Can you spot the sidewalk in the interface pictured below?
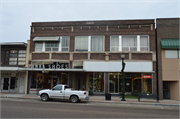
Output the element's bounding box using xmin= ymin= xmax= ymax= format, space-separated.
xmin=1 ymin=92 xmax=179 ymax=106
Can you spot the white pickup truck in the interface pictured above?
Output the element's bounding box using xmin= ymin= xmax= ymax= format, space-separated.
xmin=38 ymin=84 xmax=89 ymax=103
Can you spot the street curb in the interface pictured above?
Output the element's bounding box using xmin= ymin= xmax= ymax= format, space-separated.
xmin=1 ymin=96 xmax=179 ymax=107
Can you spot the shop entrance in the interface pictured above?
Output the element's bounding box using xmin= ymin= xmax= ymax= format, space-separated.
xmin=1 ymin=77 xmax=16 ymax=92
xmin=125 ymin=79 xmax=132 ymax=92
xmin=163 ymin=81 xmax=170 ymax=99
xmin=51 ymin=77 xmax=59 ymax=88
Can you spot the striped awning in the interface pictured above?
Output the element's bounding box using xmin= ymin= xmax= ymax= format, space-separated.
xmin=161 ymin=39 xmax=179 ymax=49
xmin=33 ymin=36 xmax=60 ymax=41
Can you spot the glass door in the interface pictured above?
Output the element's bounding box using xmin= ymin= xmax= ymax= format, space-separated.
xmin=2 ymin=78 xmax=10 ymax=92
xmin=51 ymin=78 xmax=58 ymax=88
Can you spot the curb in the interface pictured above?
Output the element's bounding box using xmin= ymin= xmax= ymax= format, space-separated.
xmin=1 ymin=96 xmax=179 ymax=107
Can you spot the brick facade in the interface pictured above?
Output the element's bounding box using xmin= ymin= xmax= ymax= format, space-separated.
xmin=90 ymin=53 xmax=105 ymax=60
xmin=52 ymin=53 xmax=69 ymax=60
xmin=132 ymin=53 xmax=152 ymax=60
xmin=73 ymin=53 xmax=88 ymax=60
xmin=109 ymin=53 xmax=129 ymax=60
xmin=32 ymin=53 xmax=49 ymax=60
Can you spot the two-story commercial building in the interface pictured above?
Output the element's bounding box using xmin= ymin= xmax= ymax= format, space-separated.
xmin=0 ymin=42 xmax=28 ymax=93
xmin=25 ymin=19 xmax=157 ymax=95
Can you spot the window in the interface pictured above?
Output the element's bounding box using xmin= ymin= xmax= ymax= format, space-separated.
xmin=75 ymin=36 xmax=88 ymax=51
xmin=91 ymin=36 xmax=104 ymax=51
xmin=110 ymin=36 xmax=119 ymax=51
xmin=75 ymin=36 xmax=104 ymax=52
xmin=165 ymin=50 xmax=179 ymax=58
xmin=122 ymin=36 xmax=137 ymax=51
xmin=110 ymin=35 xmax=149 ymax=52
xmin=35 ymin=42 xmax=43 ymax=52
xmin=140 ymin=36 xmax=149 ymax=51
xmin=9 ymin=50 xmax=17 ymax=65
xmin=45 ymin=42 xmax=59 ymax=51
xmin=61 ymin=36 xmax=69 ymax=51
xmin=18 ymin=50 xmax=26 ymax=65
xmin=53 ymin=85 xmax=62 ymax=90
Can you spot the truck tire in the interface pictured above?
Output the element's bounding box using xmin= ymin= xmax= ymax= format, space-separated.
xmin=41 ymin=94 xmax=49 ymax=101
xmin=70 ymin=95 xmax=79 ymax=103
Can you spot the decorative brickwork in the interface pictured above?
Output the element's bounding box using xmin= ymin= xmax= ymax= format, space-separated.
xmin=52 ymin=53 xmax=69 ymax=60
xmin=73 ymin=53 xmax=88 ymax=60
xmin=109 ymin=53 xmax=129 ymax=60
xmin=105 ymin=35 xmax=110 ymax=51
xmin=90 ymin=53 xmax=105 ymax=60
xmin=32 ymin=53 xmax=49 ymax=60
xmin=132 ymin=53 xmax=152 ymax=60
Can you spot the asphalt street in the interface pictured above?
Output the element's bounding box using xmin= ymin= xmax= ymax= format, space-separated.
xmin=1 ymin=98 xmax=179 ymax=118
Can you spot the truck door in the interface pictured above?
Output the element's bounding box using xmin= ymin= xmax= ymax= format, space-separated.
xmin=49 ymin=85 xmax=63 ymax=99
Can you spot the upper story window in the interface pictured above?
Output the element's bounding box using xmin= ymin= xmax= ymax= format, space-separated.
xmin=75 ymin=36 xmax=88 ymax=51
xmin=35 ymin=42 xmax=43 ymax=52
xmin=91 ymin=36 xmax=104 ymax=51
xmin=165 ymin=50 xmax=180 ymax=58
xmin=34 ymin=36 xmax=69 ymax=52
xmin=122 ymin=36 xmax=137 ymax=51
xmin=61 ymin=36 xmax=70 ymax=51
xmin=45 ymin=42 xmax=59 ymax=51
xmin=5 ymin=50 xmax=26 ymax=65
xmin=110 ymin=35 xmax=149 ymax=52
xmin=75 ymin=36 xmax=104 ymax=52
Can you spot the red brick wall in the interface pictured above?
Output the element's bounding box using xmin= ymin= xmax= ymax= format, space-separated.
xmin=52 ymin=53 xmax=69 ymax=60
xmin=90 ymin=53 xmax=105 ymax=60
xmin=73 ymin=53 xmax=88 ymax=60
xmin=109 ymin=53 xmax=129 ymax=60
xmin=132 ymin=53 xmax=152 ymax=60
xmin=32 ymin=53 xmax=49 ymax=60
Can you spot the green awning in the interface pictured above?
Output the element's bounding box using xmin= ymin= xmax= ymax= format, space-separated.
xmin=161 ymin=39 xmax=179 ymax=49
xmin=33 ymin=36 xmax=60 ymax=42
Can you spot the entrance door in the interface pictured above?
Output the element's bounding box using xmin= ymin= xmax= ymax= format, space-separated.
xmin=19 ymin=78 xmax=24 ymax=93
xmin=51 ymin=78 xmax=58 ymax=88
xmin=125 ymin=79 xmax=132 ymax=92
xmin=2 ymin=78 xmax=10 ymax=92
xmin=163 ymin=81 xmax=170 ymax=99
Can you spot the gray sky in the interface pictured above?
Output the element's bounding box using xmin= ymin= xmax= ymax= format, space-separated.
xmin=0 ymin=0 xmax=179 ymax=43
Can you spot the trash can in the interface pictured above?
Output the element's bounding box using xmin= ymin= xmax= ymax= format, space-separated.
xmin=105 ymin=93 xmax=111 ymax=100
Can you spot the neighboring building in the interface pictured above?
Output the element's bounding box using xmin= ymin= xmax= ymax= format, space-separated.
xmin=26 ymin=19 xmax=156 ymax=95
xmin=0 ymin=42 xmax=28 ymax=93
xmin=156 ymin=18 xmax=180 ymax=100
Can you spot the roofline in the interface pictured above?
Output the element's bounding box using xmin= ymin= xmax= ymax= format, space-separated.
xmin=156 ymin=18 xmax=180 ymax=20
xmin=0 ymin=42 xmax=27 ymax=46
xmin=31 ymin=19 xmax=155 ymax=24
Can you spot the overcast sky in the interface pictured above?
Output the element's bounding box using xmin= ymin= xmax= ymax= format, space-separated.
xmin=0 ymin=0 xmax=179 ymax=43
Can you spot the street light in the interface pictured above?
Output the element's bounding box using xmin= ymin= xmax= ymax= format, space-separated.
xmin=121 ymin=53 xmax=126 ymax=101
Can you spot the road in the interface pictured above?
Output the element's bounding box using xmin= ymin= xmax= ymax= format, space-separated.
xmin=1 ymin=98 xmax=179 ymax=118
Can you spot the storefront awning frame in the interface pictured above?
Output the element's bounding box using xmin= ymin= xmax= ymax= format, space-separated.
xmin=161 ymin=39 xmax=179 ymax=49
xmin=33 ymin=36 xmax=60 ymax=41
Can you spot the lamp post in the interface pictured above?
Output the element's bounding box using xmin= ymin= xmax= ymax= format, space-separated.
xmin=121 ymin=53 xmax=126 ymax=101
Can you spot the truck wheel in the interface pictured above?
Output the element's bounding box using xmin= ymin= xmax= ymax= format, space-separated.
xmin=41 ymin=94 xmax=49 ymax=101
xmin=71 ymin=95 xmax=79 ymax=103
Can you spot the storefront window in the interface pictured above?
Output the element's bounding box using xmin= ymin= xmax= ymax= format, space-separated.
xmin=142 ymin=73 xmax=152 ymax=94
xmin=30 ymin=72 xmax=68 ymax=89
xmin=132 ymin=73 xmax=142 ymax=94
xmin=88 ymin=72 xmax=104 ymax=93
xmin=109 ymin=73 xmax=122 ymax=93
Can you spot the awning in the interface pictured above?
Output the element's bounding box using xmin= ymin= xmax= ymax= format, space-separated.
xmin=161 ymin=39 xmax=179 ymax=49
xmin=33 ymin=36 xmax=60 ymax=41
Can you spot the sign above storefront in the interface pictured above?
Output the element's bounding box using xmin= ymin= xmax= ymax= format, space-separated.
xmin=142 ymin=75 xmax=152 ymax=78
xmin=29 ymin=62 xmax=69 ymax=69
xmin=1 ymin=72 xmax=16 ymax=77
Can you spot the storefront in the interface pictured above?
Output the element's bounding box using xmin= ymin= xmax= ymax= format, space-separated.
xmin=0 ymin=67 xmax=27 ymax=93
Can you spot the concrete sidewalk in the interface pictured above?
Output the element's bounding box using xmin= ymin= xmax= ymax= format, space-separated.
xmin=1 ymin=92 xmax=179 ymax=106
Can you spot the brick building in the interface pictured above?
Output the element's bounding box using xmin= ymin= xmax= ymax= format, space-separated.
xmin=156 ymin=18 xmax=180 ymax=100
xmin=26 ymin=19 xmax=157 ymax=95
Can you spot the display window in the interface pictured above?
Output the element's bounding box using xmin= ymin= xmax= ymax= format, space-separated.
xmin=30 ymin=72 xmax=68 ymax=89
xmin=109 ymin=73 xmax=122 ymax=93
xmin=88 ymin=72 xmax=104 ymax=93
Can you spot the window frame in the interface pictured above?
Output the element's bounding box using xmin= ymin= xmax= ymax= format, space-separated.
xmin=165 ymin=50 xmax=179 ymax=58
xmin=61 ymin=36 xmax=70 ymax=52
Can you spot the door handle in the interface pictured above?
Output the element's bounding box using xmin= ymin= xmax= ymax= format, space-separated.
xmin=60 ymin=91 xmax=62 ymax=93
